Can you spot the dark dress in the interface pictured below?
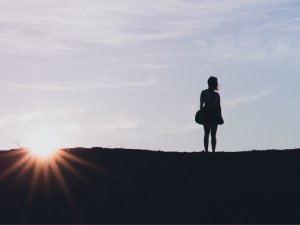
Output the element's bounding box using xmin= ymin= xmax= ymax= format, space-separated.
xmin=200 ymin=89 xmax=223 ymax=125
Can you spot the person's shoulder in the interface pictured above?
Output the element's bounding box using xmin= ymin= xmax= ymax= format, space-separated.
xmin=214 ymin=91 xmax=220 ymax=98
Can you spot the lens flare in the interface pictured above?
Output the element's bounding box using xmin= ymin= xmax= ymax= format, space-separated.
xmin=25 ymin=129 xmax=63 ymax=159
xmin=0 ymin=139 xmax=107 ymax=218
xmin=29 ymin=145 xmax=59 ymax=159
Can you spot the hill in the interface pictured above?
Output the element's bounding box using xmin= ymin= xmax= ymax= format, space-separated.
xmin=0 ymin=147 xmax=300 ymax=224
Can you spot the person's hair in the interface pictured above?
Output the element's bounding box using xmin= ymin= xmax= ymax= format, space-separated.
xmin=207 ymin=76 xmax=218 ymax=90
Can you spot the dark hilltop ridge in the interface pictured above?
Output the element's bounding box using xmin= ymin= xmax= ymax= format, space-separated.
xmin=1 ymin=147 xmax=300 ymax=224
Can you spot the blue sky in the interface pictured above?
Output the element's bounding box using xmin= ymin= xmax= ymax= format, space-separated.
xmin=0 ymin=0 xmax=300 ymax=152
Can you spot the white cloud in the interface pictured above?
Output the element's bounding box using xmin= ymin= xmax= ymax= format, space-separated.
xmin=47 ymin=107 xmax=86 ymax=115
xmin=5 ymin=76 xmax=161 ymax=91
xmin=289 ymin=100 xmax=298 ymax=105
xmin=8 ymin=83 xmax=86 ymax=91
xmin=0 ymin=111 xmax=43 ymax=126
xmin=142 ymin=63 xmax=170 ymax=70
xmin=60 ymin=124 xmax=82 ymax=133
xmin=88 ymin=115 xmax=140 ymax=130
xmin=157 ymin=121 xmax=197 ymax=134
xmin=224 ymin=89 xmax=275 ymax=107
xmin=0 ymin=0 xmax=285 ymax=56
xmin=0 ymin=107 xmax=85 ymax=127
xmin=153 ymin=105 xmax=199 ymax=134
xmin=93 ymin=76 xmax=160 ymax=89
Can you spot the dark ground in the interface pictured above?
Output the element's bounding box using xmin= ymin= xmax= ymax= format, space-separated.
xmin=0 ymin=147 xmax=300 ymax=224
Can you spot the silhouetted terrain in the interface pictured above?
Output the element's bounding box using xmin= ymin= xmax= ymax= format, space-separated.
xmin=1 ymin=147 xmax=300 ymax=224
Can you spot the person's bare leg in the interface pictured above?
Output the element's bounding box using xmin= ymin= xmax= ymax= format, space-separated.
xmin=203 ymin=124 xmax=210 ymax=152
xmin=211 ymin=124 xmax=218 ymax=153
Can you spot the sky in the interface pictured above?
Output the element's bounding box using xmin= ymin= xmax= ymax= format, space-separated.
xmin=0 ymin=0 xmax=300 ymax=152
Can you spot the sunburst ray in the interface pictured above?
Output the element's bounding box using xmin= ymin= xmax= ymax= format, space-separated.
xmin=0 ymin=153 xmax=31 ymax=180
xmin=48 ymin=158 xmax=78 ymax=208
xmin=26 ymin=159 xmax=43 ymax=207
xmin=54 ymin=153 xmax=95 ymax=189
xmin=1 ymin=148 xmax=109 ymax=219
xmin=12 ymin=157 xmax=36 ymax=185
xmin=59 ymin=150 xmax=108 ymax=175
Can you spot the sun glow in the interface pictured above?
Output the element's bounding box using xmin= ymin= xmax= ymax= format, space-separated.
xmin=29 ymin=145 xmax=59 ymax=159
xmin=0 ymin=138 xmax=106 ymax=217
xmin=26 ymin=129 xmax=63 ymax=159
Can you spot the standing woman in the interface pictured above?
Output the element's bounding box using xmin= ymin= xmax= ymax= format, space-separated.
xmin=200 ymin=76 xmax=224 ymax=153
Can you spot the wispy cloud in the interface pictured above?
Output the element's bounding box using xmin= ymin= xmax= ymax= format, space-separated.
xmin=153 ymin=106 xmax=199 ymax=134
xmin=0 ymin=107 xmax=85 ymax=127
xmin=142 ymin=63 xmax=170 ymax=70
xmin=288 ymin=100 xmax=298 ymax=105
xmin=224 ymin=89 xmax=275 ymax=107
xmin=0 ymin=111 xmax=43 ymax=127
xmin=199 ymin=32 xmax=300 ymax=64
xmin=60 ymin=124 xmax=82 ymax=133
xmin=88 ymin=115 xmax=140 ymax=130
xmin=5 ymin=76 xmax=160 ymax=91
xmin=157 ymin=121 xmax=197 ymax=134
xmin=293 ymin=116 xmax=300 ymax=121
xmin=93 ymin=76 xmax=160 ymax=89
xmin=0 ymin=0 xmax=286 ymax=56
xmin=9 ymin=83 xmax=86 ymax=91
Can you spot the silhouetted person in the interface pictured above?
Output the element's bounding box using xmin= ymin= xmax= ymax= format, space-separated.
xmin=200 ymin=76 xmax=224 ymax=153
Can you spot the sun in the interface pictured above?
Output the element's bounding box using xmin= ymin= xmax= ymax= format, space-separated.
xmin=29 ymin=144 xmax=60 ymax=159
xmin=25 ymin=129 xmax=63 ymax=159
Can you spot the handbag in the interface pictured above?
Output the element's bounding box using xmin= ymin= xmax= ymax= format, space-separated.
xmin=218 ymin=115 xmax=224 ymax=125
xmin=195 ymin=109 xmax=205 ymax=124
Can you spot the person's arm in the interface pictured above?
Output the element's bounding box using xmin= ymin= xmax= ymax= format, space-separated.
xmin=217 ymin=93 xmax=221 ymax=114
xmin=217 ymin=93 xmax=224 ymax=124
xmin=200 ymin=91 xmax=204 ymax=110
